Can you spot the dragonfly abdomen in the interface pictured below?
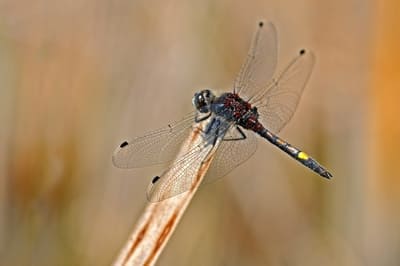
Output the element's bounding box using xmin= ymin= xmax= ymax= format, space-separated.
xmin=257 ymin=127 xmax=332 ymax=179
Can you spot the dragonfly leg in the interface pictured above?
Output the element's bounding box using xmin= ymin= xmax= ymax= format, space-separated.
xmin=223 ymin=127 xmax=247 ymax=141
xmin=195 ymin=112 xmax=211 ymax=123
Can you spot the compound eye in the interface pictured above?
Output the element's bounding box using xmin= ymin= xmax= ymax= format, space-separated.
xmin=204 ymin=90 xmax=210 ymax=98
xmin=198 ymin=95 xmax=204 ymax=104
xmin=195 ymin=95 xmax=205 ymax=108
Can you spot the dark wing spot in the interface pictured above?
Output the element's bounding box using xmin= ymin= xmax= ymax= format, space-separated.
xmin=299 ymin=49 xmax=306 ymax=55
xmin=152 ymin=176 xmax=160 ymax=184
xmin=120 ymin=141 xmax=129 ymax=148
xmin=258 ymin=21 xmax=264 ymax=27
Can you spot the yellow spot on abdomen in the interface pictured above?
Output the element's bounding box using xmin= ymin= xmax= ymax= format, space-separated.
xmin=298 ymin=152 xmax=309 ymax=160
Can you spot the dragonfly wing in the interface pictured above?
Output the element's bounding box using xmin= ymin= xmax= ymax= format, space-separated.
xmin=112 ymin=112 xmax=195 ymax=168
xmin=251 ymin=50 xmax=315 ymax=133
xmin=146 ymin=119 xmax=233 ymax=201
xmin=234 ymin=21 xmax=278 ymax=100
xmin=146 ymin=141 xmax=215 ymax=202
xmin=203 ymin=127 xmax=258 ymax=184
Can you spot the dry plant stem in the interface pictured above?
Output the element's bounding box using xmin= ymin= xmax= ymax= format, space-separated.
xmin=113 ymin=124 xmax=219 ymax=266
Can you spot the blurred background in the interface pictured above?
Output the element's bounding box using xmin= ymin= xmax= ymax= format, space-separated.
xmin=0 ymin=0 xmax=399 ymax=265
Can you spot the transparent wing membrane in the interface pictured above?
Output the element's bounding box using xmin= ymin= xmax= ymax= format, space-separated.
xmin=234 ymin=21 xmax=278 ymax=101
xmin=146 ymin=120 xmax=233 ymax=201
xmin=112 ymin=112 xmax=195 ymax=168
xmin=250 ymin=50 xmax=315 ymax=133
xmin=233 ymin=21 xmax=315 ymax=134
xmin=146 ymin=138 xmax=215 ymax=201
xmin=204 ymin=128 xmax=258 ymax=184
xmin=147 ymin=125 xmax=258 ymax=201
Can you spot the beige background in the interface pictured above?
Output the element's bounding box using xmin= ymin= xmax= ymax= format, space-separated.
xmin=0 ymin=0 xmax=398 ymax=265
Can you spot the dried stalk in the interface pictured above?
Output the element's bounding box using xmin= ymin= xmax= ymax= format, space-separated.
xmin=113 ymin=124 xmax=218 ymax=266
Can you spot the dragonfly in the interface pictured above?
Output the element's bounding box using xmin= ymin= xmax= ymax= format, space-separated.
xmin=112 ymin=21 xmax=333 ymax=202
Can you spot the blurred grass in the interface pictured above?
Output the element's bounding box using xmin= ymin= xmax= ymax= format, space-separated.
xmin=0 ymin=0 xmax=398 ymax=265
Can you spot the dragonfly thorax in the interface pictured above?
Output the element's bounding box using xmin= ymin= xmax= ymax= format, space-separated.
xmin=211 ymin=93 xmax=260 ymax=129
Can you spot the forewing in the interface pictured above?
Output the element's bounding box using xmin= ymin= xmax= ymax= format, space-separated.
xmin=251 ymin=50 xmax=315 ymax=133
xmin=146 ymin=120 xmax=233 ymax=202
xmin=146 ymin=140 xmax=215 ymax=202
xmin=234 ymin=21 xmax=278 ymax=100
xmin=112 ymin=112 xmax=195 ymax=168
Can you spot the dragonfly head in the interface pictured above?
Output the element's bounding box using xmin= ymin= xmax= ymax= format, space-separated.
xmin=192 ymin=89 xmax=215 ymax=113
